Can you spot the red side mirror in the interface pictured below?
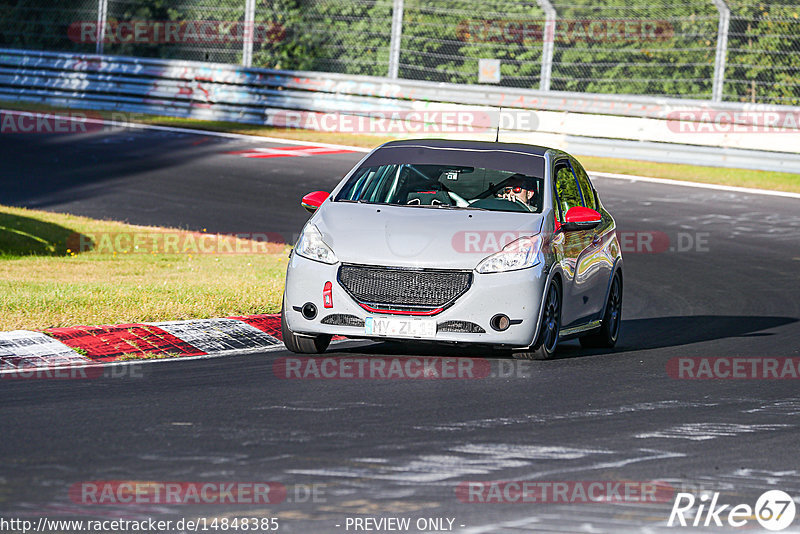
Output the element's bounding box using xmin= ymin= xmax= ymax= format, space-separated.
xmin=562 ymin=206 xmax=602 ymax=231
xmin=301 ymin=191 xmax=329 ymax=213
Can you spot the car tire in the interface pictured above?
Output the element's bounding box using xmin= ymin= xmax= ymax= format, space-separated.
xmin=580 ymin=272 xmax=622 ymax=349
xmin=280 ymin=298 xmax=332 ymax=354
xmin=513 ymin=279 xmax=561 ymax=360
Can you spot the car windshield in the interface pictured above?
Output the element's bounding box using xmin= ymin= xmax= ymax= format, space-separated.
xmin=335 ymin=163 xmax=544 ymax=213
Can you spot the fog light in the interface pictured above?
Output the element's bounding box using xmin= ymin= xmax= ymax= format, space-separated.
xmin=301 ymin=302 xmax=317 ymax=320
xmin=490 ymin=314 xmax=510 ymax=331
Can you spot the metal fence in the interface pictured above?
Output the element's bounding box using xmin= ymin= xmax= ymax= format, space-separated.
xmin=0 ymin=0 xmax=797 ymax=105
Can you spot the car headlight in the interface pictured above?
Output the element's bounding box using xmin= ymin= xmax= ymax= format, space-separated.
xmin=295 ymin=224 xmax=338 ymax=264
xmin=475 ymin=235 xmax=542 ymax=273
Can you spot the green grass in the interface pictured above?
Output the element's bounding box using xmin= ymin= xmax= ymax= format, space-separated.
xmin=0 ymin=205 xmax=289 ymax=331
xmin=116 ymin=352 xmax=183 ymax=361
xmin=579 ymin=155 xmax=800 ymax=194
xmin=2 ymin=99 xmax=799 ymax=193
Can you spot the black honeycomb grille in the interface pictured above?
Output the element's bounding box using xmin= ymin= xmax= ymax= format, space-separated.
xmin=338 ymin=264 xmax=472 ymax=308
xmin=321 ymin=314 xmax=365 ymax=327
xmin=437 ymin=321 xmax=485 ymax=333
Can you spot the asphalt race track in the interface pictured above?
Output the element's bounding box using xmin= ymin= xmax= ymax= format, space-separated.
xmin=2 ymin=126 xmax=800 ymax=533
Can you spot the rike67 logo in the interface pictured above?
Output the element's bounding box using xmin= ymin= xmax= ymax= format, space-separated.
xmin=668 ymin=490 xmax=796 ymax=530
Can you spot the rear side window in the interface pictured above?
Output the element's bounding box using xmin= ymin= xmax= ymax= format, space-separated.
xmin=570 ymin=158 xmax=597 ymax=211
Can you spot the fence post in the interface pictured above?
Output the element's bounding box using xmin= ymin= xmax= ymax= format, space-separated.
xmin=95 ymin=0 xmax=108 ymax=55
xmin=536 ymin=0 xmax=556 ymax=92
xmin=242 ymin=0 xmax=256 ymax=67
xmin=711 ymin=0 xmax=730 ymax=102
xmin=388 ymin=0 xmax=404 ymax=78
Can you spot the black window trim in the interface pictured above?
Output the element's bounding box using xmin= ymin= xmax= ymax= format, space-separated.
xmin=552 ymin=157 xmax=584 ymax=222
xmin=566 ymin=159 xmax=586 ymax=206
xmin=569 ymin=156 xmax=600 ymax=211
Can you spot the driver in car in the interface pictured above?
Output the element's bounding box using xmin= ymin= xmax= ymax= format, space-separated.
xmin=497 ymin=175 xmax=539 ymax=209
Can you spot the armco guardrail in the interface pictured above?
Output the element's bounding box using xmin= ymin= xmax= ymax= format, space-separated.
xmin=1 ymin=48 xmax=799 ymax=173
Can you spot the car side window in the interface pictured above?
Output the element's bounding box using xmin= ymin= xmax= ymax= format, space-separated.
xmin=570 ymin=158 xmax=597 ymax=211
xmin=553 ymin=160 xmax=582 ymax=218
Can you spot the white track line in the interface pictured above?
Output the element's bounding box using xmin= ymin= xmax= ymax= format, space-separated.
xmin=3 ymin=109 xmax=797 ymax=198
xmin=0 ymin=339 xmax=361 ymax=376
xmin=128 ymin=122 xmax=372 ymax=152
xmin=590 ymin=170 xmax=800 ymax=200
xmin=0 ymin=109 xmax=371 ymax=152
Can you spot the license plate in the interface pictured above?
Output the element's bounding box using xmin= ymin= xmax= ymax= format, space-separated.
xmin=364 ymin=316 xmax=436 ymax=338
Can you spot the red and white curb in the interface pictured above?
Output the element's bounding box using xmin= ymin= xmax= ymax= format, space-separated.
xmin=0 ymin=314 xmax=287 ymax=374
xmin=0 ymin=330 xmax=90 ymax=369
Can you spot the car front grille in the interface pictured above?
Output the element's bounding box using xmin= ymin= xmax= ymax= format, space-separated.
xmin=338 ymin=264 xmax=472 ymax=310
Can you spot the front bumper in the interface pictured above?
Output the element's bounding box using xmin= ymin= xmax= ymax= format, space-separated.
xmin=284 ymin=253 xmax=546 ymax=347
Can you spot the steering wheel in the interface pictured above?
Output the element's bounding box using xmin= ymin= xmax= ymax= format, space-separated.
xmin=406 ymin=190 xmax=455 ymax=206
xmin=447 ymin=191 xmax=469 ymax=207
xmin=507 ymin=196 xmax=532 ymax=210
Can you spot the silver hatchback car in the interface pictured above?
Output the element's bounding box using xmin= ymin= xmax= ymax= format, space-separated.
xmin=281 ymin=139 xmax=623 ymax=359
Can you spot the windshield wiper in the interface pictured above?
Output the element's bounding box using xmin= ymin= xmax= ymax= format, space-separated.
xmin=418 ymin=203 xmax=488 ymax=211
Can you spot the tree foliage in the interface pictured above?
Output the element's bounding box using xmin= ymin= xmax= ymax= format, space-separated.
xmin=1 ymin=0 xmax=796 ymax=104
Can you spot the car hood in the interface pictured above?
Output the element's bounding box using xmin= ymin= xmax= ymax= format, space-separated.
xmin=313 ymin=202 xmax=544 ymax=269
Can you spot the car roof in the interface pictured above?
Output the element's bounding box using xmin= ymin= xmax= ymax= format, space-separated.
xmin=379 ymin=138 xmax=555 ymax=157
